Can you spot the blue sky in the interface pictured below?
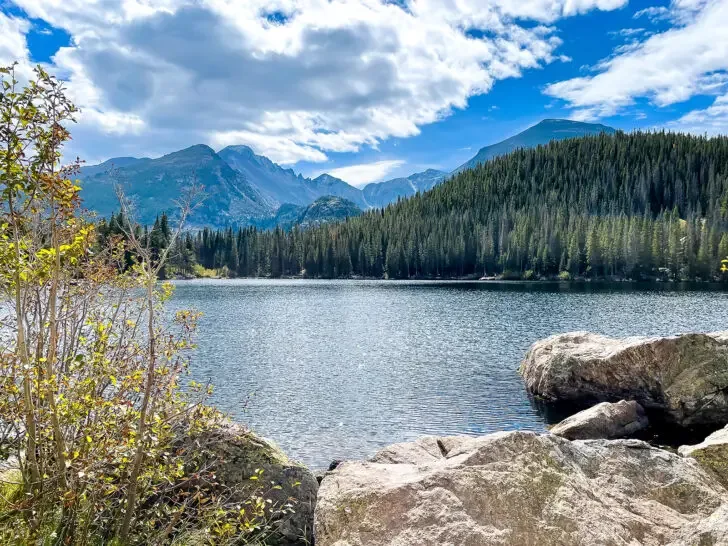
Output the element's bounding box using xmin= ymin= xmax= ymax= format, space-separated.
xmin=1 ymin=0 xmax=727 ymax=186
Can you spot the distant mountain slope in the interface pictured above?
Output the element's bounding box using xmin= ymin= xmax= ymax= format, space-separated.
xmin=218 ymin=146 xmax=370 ymax=209
xmin=359 ymin=119 xmax=615 ymax=205
xmin=362 ymin=169 xmax=447 ymax=208
xmin=308 ymin=174 xmax=369 ymax=209
xmin=454 ymin=119 xmax=615 ymax=173
xmin=298 ymin=196 xmax=362 ymax=227
xmin=218 ymin=145 xmax=318 ymax=206
xmin=80 ymin=156 xmax=147 ymax=177
xmin=79 ymin=145 xmax=273 ymax=227
xmin=254 ymin=196 xmax=362 ymax=230
xmin=78 ymin=119 xmax=618 ymax=227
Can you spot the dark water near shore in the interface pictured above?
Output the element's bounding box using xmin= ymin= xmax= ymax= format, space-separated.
xmin=168 ymin=280 xmax=728 ymax=468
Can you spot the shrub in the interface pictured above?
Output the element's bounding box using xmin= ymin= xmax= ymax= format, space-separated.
xmin=0 ymin=64 xmax=283 ymax=545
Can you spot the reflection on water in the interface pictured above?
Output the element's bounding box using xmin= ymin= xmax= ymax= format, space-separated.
xmin=167 ymin=280 xmax=728 ymax=468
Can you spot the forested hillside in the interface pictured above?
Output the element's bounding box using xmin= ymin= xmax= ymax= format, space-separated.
xmin=454 ymin=119 xmax=615 ymax=173
xmin=166 ymin=131 xmax=728 ymax=280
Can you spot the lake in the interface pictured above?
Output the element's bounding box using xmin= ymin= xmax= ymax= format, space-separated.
xmin=168 ymin=279 xmax=728 ymax=468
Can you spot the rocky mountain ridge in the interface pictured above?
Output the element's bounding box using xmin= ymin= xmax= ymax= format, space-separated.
xmin=78 ymin=119 xmax=616 ymax=228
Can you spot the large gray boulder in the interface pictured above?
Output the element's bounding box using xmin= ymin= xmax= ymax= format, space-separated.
xmin=314 ymin=431 xmax=728 ymax=546
xmin=680 ymin=424 xmax=728 ymax=488
xmin=550 ymin=400 xmax=649 ymax=440
xmin=519 ymin=331 xmax=728 ymax=427
xmin=666 ymin=503 xmax=728 ymax=545
xmin=186 ymin=421 xmax=318 ymax=545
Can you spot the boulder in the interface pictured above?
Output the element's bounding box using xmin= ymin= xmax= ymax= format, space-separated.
xmin=550 ymin=400 xmax=649 ymax=440
xmin=666 ymin=503 xmax=728 ymax=545
xmin=314 ymin=431 xmax=728 ymax=546
xmin=187 ymin=421 xmax=318 ymax=545
xmin=519 ymin=331 xmax=728 ymax=427
xmin=679 ymin=424 xmax=728 ymax=488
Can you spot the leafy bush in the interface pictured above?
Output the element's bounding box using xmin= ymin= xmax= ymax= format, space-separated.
xmin=0 ymin=64 xmax=286 ymax=545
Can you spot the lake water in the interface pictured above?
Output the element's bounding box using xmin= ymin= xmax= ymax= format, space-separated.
xmin=168 ymin=280 xmax=728 ymax=468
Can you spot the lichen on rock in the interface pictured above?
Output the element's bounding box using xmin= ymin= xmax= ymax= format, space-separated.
xmin=314 ymin=431 xmax=728 ymax=546
xmin=519 ymin=331 xmax=728 ymax=427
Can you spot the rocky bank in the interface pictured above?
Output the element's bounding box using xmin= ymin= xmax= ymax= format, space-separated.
xmin=201 ymin=330 xmax=728 ymax=545
xmin=314 ymin=432 xmax=728 ymax=545
xmin=519 ymin=331 xmax=728 ymax=428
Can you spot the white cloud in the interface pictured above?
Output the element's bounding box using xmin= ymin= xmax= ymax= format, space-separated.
xmin=0 ymin=11 xmax=31 ymax=68
xmin=6 ymin=0 xmax=627 ymax=164
xmin=672 ymin=92 xmax=728 ymax=134
xmin=633 ymin=6 xmax=670 ymax=21
xmin=319 ymin=159 xmax=406 ymax=187
xmin=545 ymin=0 xmax=728 ymax=121
xmin=608 ymin=27 xmax=646 ymax=37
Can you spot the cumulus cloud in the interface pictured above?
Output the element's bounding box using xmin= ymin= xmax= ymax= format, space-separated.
xmin=6 ymin=0 xmax=627 ymax=164
xmin=319 ymin=159 xmax=406 ymax=186
xmin=545 ymin=0 xmax=728 ymax=122
xmin=672 ymin=92 xmax=728 ymax=134
xmin=0 ymin=11 xmax=31 ymax=69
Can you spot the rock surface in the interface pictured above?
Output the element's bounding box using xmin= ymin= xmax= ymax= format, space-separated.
xmin=314 ymin=431 xmax=728 ymax=546
xmin=680 ymin=424 xmax=728 ymax=488
xmin=666 ymin=503 xmax=728 ymax=545
xmin=550 ymin=400 xmax=649 ymax=440
xmin=187 ymin=422 xmax=318 ymax=545
xmin=519 ymin=331 xmax=728 ymax=427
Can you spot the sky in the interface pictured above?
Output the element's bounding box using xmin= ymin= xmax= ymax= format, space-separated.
xmin=1 ymin=0 xmax=727 ymax=187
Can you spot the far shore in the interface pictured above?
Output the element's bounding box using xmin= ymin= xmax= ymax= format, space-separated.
xmin=167 ymin=274 xmax=728 ymax=286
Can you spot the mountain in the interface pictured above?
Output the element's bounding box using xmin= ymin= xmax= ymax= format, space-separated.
xmin=454 ymin=119 xmax=616 ymax=173
xmin=308 ymin=174 xmax=369 ymax=209
xmin=254 ymin=196 xmax=362 ymax=230
xmin=80 ymin=156 xmax=147 ymax=177
xmin=358 ymin=119 xmax=614 ymax=205
xmin=297 ymin=196 xmax=362 ymax=227
xmin=218 ymin=146 xmax=370 ymax=209
xmin=79 ymin=145 xmax=273 ymax=227
xmin=362 ymin=169 xmax=447 ymax=208
xmin=217 ymin=145 xmax=318 ymax=206
xmin=78 ymin=119 xmax=618 ymax=227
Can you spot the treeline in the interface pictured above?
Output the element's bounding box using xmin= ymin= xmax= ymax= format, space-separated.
xmin=148 ymin=132 xmax=728 ymax=280
xmin=97 ymin=211 xmax=176 ymax=276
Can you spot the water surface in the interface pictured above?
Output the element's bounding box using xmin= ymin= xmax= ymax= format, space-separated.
xmin=168 ymin=280 xmax=728 ymax=468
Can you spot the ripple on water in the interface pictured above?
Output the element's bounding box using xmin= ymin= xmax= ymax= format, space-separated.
xmin=167 ymin=279 xmax=728 ymax=468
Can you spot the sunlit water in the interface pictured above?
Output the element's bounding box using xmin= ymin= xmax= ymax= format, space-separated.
xmin=167 ymin=280 xmax=728 ymax=468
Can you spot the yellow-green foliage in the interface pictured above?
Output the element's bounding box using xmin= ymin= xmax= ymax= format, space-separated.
xmin=0 ymin=64 xmax=288 ymax=545
xmin=0 ymin=468 xmax=22 ymax=510
xmin=692 ymin=446 xmax=728 ymax=489
xmin=193 ymin=264 xmax=220 ymax=278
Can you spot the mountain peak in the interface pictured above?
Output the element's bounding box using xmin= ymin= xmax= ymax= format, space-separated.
xmin=172 ymin=144 xmax=217 ymax=158
xmin=313 ymin=173 xmax=343 ymax=183
xmin=220 ymin=144 xmax=256 ymax=157
xmin=535 ymin=118 xmax=613 ymax=130
xmin=420 ymin=168 xmax=446 ymax=176
xmin=454 ymin=119 xmax=616 ymax=173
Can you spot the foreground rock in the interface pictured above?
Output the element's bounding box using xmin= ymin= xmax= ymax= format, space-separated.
xmin=667 ymin=503 xmax=728 ymax=545
xmin=187 ymin=422 xmax=318 ymax=545
xmin=519 ymin=331 xmax=728 ymax=427
xmin=680 ymin=424 xmax=728 ymax=488
xmin=315 ymin=431 xmax=728 ymax=546
xmin=550 ymin=400 xmax=649 ymax=440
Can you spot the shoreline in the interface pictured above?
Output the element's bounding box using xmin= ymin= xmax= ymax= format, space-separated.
xmin=169 ymin=273 xmax=728 ymax=283
xmin=168 ymin=275 xmax=728 ymax=288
